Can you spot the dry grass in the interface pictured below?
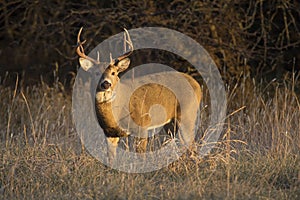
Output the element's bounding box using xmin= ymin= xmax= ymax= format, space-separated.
xmin=0 ymin=73 xmax=299 ymax=199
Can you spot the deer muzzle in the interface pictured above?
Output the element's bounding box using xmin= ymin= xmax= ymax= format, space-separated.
xmin=100 ymin=80 xmax=112 ymax=90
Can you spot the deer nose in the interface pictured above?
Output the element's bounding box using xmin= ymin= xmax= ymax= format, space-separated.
xmin=100 ymin=80 xmax=111 ymax=90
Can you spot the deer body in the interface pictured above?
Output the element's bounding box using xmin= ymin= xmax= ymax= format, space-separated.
xmin=76 ymin=28 xmax=202 ymax=161
xmin=112 ymin=72 xmax=202 ymax=132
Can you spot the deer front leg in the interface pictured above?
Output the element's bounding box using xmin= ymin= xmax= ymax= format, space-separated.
xmin=135 ymin=130 xmax=148 ymax=153
xmin=106 ymin=137 xmax=120 ymax=162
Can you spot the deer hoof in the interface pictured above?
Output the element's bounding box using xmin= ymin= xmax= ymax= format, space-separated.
xmin=121 ymin=129 xmax=130 ymax=137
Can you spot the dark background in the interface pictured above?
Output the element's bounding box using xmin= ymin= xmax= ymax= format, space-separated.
xmin=0 ymin=0 xmax=299 ymax=87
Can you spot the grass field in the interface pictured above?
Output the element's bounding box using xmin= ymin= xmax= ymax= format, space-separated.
xmin=0 ymin=73 xmax=299 ymax=199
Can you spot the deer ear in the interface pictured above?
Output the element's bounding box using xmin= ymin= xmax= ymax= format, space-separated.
xmin=116 ymin=58 xmax=130 ymax=72
xmin=79 ymin=58 xmax=94 ymax=71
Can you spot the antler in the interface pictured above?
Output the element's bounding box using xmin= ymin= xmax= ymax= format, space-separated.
xmin=76 ymin=27 xmax=100 ymax=64
xmin=115 ymin=28 xmax=134 ymax=62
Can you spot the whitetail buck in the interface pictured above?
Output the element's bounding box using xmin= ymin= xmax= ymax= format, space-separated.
xmin=76 ymin=28 xmax=202 ymax=162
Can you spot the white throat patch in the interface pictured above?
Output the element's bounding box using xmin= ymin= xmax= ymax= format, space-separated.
xmin=96 ymin=91 xmax=116 ymax=103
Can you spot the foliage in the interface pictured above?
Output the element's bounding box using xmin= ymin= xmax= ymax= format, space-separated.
xmin=0 ymin=0 xmax=299 ymax=84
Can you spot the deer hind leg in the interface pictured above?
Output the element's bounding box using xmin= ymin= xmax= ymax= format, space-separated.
xmin=106 ymin=137 xmax=120 ymax=162
xmin=177 ymin=111 xmax=200 ymax=159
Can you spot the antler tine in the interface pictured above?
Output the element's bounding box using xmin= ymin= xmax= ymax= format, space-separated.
xmin=76 ymin=27 xmax=100 ymax=64
xmin=117 ymin=28 xmax=134 ymax=61
xmin=123 ymin=31 xmax=127 ymax=53
xmin=124 ymin=28 xmax=133 ymax=52
xmin=110 ymin=53 xmax=113 ymax=64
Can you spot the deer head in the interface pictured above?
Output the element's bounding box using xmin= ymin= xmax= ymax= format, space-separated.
xmin=76 ymin=27 xmax=133 ymax=92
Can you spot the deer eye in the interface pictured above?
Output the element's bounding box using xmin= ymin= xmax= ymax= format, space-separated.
xmin=112 ymin=72 xmax=115 ymax=76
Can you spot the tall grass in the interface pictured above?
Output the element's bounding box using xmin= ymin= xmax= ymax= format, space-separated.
xmin=0 ymin=73 xmax=299 ymax=199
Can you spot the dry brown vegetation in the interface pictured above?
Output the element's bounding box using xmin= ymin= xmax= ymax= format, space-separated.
xmin=1 ymin=0 xmax=300 ymax=199
xmin=0 ymin=73 xmax=299 ymax=199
